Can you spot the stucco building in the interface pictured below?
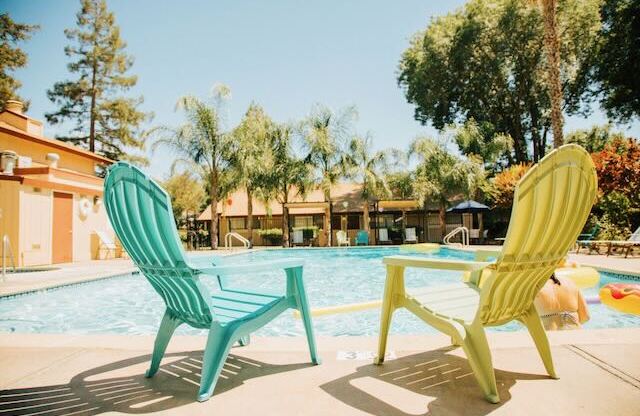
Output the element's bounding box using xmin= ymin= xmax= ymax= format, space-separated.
xmin=0 ymin=101 xmax=116 ymax=267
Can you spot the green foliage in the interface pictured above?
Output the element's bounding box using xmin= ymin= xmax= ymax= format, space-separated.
xmin=257 ymin=228 xmax=283 ymax=245
xmin=46 ymin=0 xmax=151 ymax=163
xmin=162 ymin=172 xmax=206 ymax=223
xmin=303 ymin=103 xmax=356 ymax=199
xmin=448 ymin=118 xmax=513 ymax=169
xmin=398 ymin=0 xmax=602 ymax=163
xmin=0 ymin=13 xmax=38 ymax=111
xmin=564 ymin=124 xmax=624 ymax=153
xmin=343 ymin=136 xmax=390 ymax=202
xmin=588 ymin=0 xmax=640 ymax=121
xmin=150 ymin=87 xmax=235 ymax=249
xmin=231 ymin=103 xmax=276 ymax=200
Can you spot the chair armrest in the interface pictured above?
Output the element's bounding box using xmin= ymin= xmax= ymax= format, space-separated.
xmin=474 ymin=249 xmax=501 ymax=262
xmin=382 ymin=255 xmax=492 ymax=272
xmin=194 ymin=258 xmax=305 ymax=276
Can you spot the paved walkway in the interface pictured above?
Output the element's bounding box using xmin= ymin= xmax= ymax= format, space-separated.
xmin=1 ymin=329 xmax=639 ymax=415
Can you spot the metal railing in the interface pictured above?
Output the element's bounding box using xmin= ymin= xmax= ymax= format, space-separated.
xmin=224 ymin=232 xmax=250 ymax=250
xmin=443 ymin=226 xmax=469 ymax=247
xmin=1 ymin=234 xmax=16 ymax=281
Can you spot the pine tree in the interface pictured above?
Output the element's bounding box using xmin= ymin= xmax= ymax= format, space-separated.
xmin=46 ymin=0 xmax=150 ymax=163
xmin=0 ymin=13 xmax=38 ymax=111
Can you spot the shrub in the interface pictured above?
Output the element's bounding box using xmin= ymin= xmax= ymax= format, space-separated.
xmin=257 ymin=228 xmax=283 ymax=245
xmin=487 ymin=163 xmax=531 ymax=208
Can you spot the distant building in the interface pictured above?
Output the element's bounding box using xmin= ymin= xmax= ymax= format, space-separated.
xmin=0 ymin=100 xmax=117 ymax=266
xmin=198 ymin=184 xmax=483 ymax=247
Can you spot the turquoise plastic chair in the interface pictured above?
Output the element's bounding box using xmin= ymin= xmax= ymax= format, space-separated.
xmin=355 ymin=230 xmax=369 ymax=245
xmin=103 ymin=162 xmax=320 ymax=402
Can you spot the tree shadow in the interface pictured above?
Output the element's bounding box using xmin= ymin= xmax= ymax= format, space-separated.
xmin=0 ymin=350 xmax=311 ymax=415
xmin=321 ymin=346 xmax=550 ymax=416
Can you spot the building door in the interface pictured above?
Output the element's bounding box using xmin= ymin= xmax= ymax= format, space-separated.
xmin=52 ymin=192 xmax=73 ymax=263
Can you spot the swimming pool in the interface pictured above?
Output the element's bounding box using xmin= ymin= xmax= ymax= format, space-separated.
xmin=0 ymin=247 xmax=638 ymax=336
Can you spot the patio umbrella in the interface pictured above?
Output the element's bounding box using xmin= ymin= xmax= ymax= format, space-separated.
xmin=446 ymin=200 xmax=490 ymax=213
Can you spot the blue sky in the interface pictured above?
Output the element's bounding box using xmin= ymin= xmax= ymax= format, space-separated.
xmin=4 ymin=0 xmax=639 ymax=178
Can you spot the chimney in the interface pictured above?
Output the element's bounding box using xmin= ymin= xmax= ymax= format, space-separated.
xmin=5 ymin=100 xmax=24 ymax=114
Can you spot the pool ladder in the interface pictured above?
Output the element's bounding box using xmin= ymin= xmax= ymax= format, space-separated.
xmin=1 ymin=234 xmax=16 ymax=281
xmin=224 ymin=232 xmax=251 ymax=250
xmin=443 ymin=226 xmax=469 ymax=247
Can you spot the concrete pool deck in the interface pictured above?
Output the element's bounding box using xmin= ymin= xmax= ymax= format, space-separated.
xmin=1 ymin=328 xmax=639 ymax=415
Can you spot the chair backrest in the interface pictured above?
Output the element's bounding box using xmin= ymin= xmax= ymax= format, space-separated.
xmin=478 ymin=145 xmax=597 ymax=325
xmin=405 ymin=227 xmax=417 ymax=241
xmin=103 ymin=162 xmax=213 ymax=328
xmin=95 ymin=230 xmax=116 ymax=249
xmin=356 ymin=230 xmax=369 ymax=244
xmin=379 ymin=228 xmax=389 ymax=242
xmin=337 ymin=230 xmax=347 ymax=243
xmin=629 ymin=226 xmax=640 ymax=242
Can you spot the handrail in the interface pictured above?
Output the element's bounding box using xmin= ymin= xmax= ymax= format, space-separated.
xmin=443 ymin=226 xmax=469 ymax=247
xmin=2 ymin=234 xmax=16 ymax=281
xmin=224 ymin=232 xmax=250 ymax=250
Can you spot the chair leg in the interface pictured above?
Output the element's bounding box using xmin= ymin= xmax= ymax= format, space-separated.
xmin=146 ymin=311 xmax=181 ymax=378
xmin=198 ymin=325 xmax=235 ymax=402
xmin=291 ymin=267 xmax=320 ymax=365
xmin=460 ymin=324 xmax=499 ymax=404
xmin=521 ymin=306 xmax=558 ymax=379
xmin=238 ymin=334 xmax=250 ymax=346
xmin=374 ymin=268 xmax=400 ymax=365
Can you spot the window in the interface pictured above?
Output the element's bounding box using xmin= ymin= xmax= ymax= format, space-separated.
xmin=347 ymin=214 xmax=361 ymax=230
xmin=228 ymin=217 xmax=246 ymax=230
xmin=331 ymin=215 xmax=342 ymax=230
xmin=294 ymin=216 xmax=313 ymax=228
xmin=375 ymin=214 xmax=395 ymax=229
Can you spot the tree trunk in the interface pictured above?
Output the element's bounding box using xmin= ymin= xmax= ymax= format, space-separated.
xmin=282 ymin=203 xmax=290 ymax=247
xmin=439 ymin=203 xmax=447 ymax=242
xmin=363 ymin=200 xmax=370 ymax=233
xmin=89 ymin=60 xmax=98 ymax=153
xmin=325 ymin=190 xmax=332 ymax=247
xmin=541 ymin=0 xmax=564 ymax=148
xmin=246 ymin=188 xmax=253 ymax=247
xmin=210 ymin=170 xmax=219 ymax=249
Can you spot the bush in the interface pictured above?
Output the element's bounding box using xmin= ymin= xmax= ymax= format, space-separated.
xmin=257 ymin=228 xmax=283 ymax=245
xmin=487 ymin=163 xmax=531 ymax=208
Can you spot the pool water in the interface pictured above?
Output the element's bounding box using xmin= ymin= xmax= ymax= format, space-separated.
xmin=0 ymin=247 xmax=638 ymax=336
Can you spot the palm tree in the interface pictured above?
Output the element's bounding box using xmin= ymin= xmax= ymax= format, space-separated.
xmin=342 ymin=136 xmax=390 ymax=237
xmin=533 ymin=0 xmax=564 ymax=147
xmin=303 ymin=104 xmax=356 ymax=246
xmin=150 ymin=85 xmax=235 ymax=249
xmin=410 ymin=137 xmax=486 ymax=240
xmin=265 ymin=123 xmax=312 ymax=247
xmin=231 ymin=103 xmax=274 ymax=246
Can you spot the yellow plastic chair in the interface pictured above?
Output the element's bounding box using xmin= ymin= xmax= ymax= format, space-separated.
xmin=374 ymin=144 xmax=597 ymax=403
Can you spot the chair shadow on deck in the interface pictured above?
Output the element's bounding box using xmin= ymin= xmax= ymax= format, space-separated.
xmin=0 ymin=350 xmax=311 ymax=415
xmin=321 ymin=346 xmax=550 ymax=416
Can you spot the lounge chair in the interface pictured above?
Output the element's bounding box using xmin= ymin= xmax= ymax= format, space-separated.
xmin=604 ymin=226 xmax=640 ymax=258
xmin=575 ymin=224 xmax=600 ymax=253
xmin=95 ymin=230 xmax=117 ymax=259
xmin=378 ymin=228 xmax=391 ymax=244
xmin=404 ymin=227 xmax=417 ymax=243
xmin=103 ymin=162 xmax=319 ymax=402
xmin=355 ymin=230 xmax=369 ymax=246
xmin=336 ymin=230 xmax=350 ymax=246
xmin=374 ymin=144 xmax=597 ymax=403
xmin=577 ymin=226 xmax=640 ymax=257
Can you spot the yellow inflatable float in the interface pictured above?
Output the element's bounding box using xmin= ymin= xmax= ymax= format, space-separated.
xmin=599 ymin=283 xmax=640 ymax=315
